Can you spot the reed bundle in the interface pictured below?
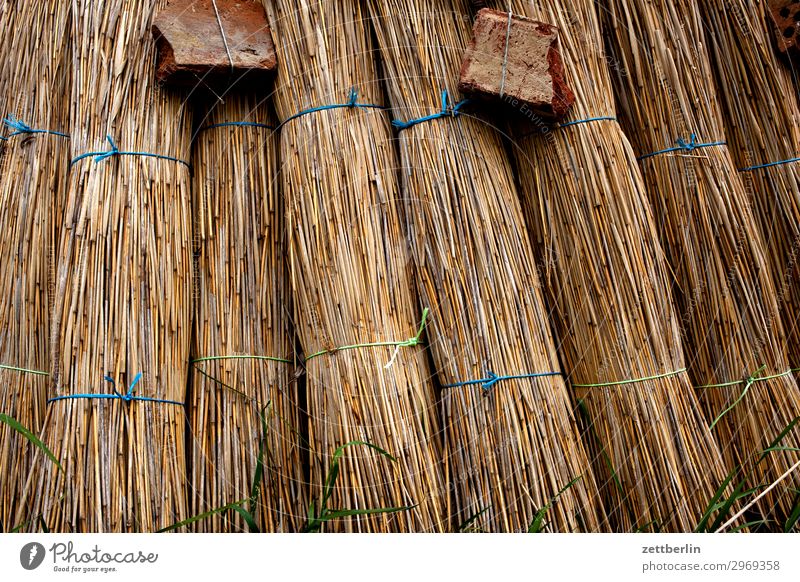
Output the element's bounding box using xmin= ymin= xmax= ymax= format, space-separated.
xmin=602 ymin=0 xmax=800 ymax=521
xmin=0 ymin=0 xmax=70 ymax=530
xmin=19 ymin=0 xmax=193 ymax=532
xmin=700 ymin=6 xmax=800 ymax=364
xmin=264 ymin=0 xmax=446 ymax=531
xmin=189 ymin=93 xmax=307 ymax=532
xmin=487 ymin=0 xmax=728 ymax=531
xmin=367 ymin=0 xmax=604 ymax=532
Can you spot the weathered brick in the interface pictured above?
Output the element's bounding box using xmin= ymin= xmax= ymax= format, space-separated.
xmin=767 ymin=1 xmax=800 ymax=58
xmin=152 ymin=0 xmax=277 ymax=89
xmin=459 ymin=9 xmax=574 ymax=121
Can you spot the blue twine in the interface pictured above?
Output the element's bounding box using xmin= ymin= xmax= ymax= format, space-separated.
xmin=443 ymin=370 xmax=561 ymax=393
xmin=47 ymin=373 xmax=184 ymax=406
xmin=276 ymin=87 xmax=385 ymax=131
xmin=3 ymin=115 xmax=69 ymax=138
xmin=201 ymin=121 xmax=276 ymax=132
xmin=739 ymin=156 xmax=800 ymax=172
xmin=70 ymin=135 xmax=191 ymax=169
xmin=392 ymin=90 xmax=470 ymax=131
xmin=637 ymin=133 xmax=725 ymax=161
xmin=556 ymin=116 xmax=617 ymax=130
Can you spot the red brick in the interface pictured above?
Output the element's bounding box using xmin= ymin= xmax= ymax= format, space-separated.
xmin=152 ymin=0 xmax=277 ymax=89
xmin=767 ymin=1 xmax=800 ymax=58
xmin=459 ymin=9 xmax=574 ymax=121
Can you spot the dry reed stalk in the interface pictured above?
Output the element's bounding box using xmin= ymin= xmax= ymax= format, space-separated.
xmin=367 ymin=0 xmax=604 ymax=532
xmin=18 ymin=0 xmax=192 ymax=532
xmin=189 ymin=93 xmax=307 ymax=532
xmin=603 ymin=0 xmax=800 ymax=522
xmin=487 ymin=0 xmax=728 ymax=532
xmin=0 ymin=0 xmax=70 ymax=531
xmin=263 ymin=0 xmax=447 ymax=531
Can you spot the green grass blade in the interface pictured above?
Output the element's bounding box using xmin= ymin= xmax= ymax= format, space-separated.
xmin=157 ymin=499 xmax=248 ymax=533
xmin=321 ymin=505 xmax=417 ymax=522
xmin=232 ymin=506 xmax=260 ymax=533
xmin=0 ymin=413 xmax=63 ymax=474
xmin=528 ymin=476 xmax=582 ymax=533
xmin=456 ymin=506 xmax=490 ymax=532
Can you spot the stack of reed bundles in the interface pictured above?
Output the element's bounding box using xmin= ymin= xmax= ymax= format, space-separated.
xmin=190 ymin=93 xmax=307 ymax=532
xmin=19 ymin=0 xmax=193 ymax=532
xmin=488 ymin=0 xmax=728 ymax=532
xmin=367 ymin=0 xmax=604 ymax=532
xmin=264 ymin=0 xmax=446 ymax=531
xmin=0 ymin=0 xmax=70 ymax=531
xmin=602 ymin=0 xmax=800 ymax=522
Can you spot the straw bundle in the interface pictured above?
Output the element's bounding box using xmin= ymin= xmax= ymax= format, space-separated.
xmin=603 ymin=0 xmax=800 ymax=521
xmin=0 ymin=1 xmax=70 ymax=530
xmin=189 ymin=94 xmax=307 ymax=532
xmin=264 ymin=0 xmax=446 ymax=531
xmin=487 ymin=0 xmax=728 ymax=531
xmin=699 ymin=6 xmax=800 ymax=361
xmin=19 ymin=0 xmax=193 ymax=532
xmin=701 ymin=0 xmax=800 ymax=390
xmin=367 ymin=0 xmax=604 ymax=532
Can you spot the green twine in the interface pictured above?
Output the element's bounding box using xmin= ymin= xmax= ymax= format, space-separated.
xmin=697 ymin=365 xmax=793 ymax=430
xmin=572 ymin=367 xmax=687 ymax=388
xmin=305 ymin=308 xmax=429 ymax=365
xmin=191 ymin=355 xmax=291 ymax=365
xmin=0 ymin=363 xmax=49 ymax=376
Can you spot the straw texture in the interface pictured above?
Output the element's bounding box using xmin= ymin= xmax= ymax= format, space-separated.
xmin=488 ymin=0 xmax=728 ymax=531
xmin=367 ymin=0 xmax=605 ymax=532
xmin=0 ymin=0 xmax=70 ymax=531
xmin=603 ymin=0 xmax=800 ymax=521
xmin=264 ymin=0 xmax=446 ymax=531
xmin=19 ymin=0 xmax=193 ymax=532
xmin=189 ymin=94 xmax=307 ymax=532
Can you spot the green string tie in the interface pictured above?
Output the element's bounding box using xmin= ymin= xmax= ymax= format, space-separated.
xmin=697 ymin=365 xmax=793 ymax=430
xmin=304 ymin=308 xmax=429 ymax=369
xmin=190 ymin=355 xmax=291 ymax=365
xmin=572 ymin=367 xmax=687 ymax=389
xmin=0 ymin=363 xmax=49 ymax=376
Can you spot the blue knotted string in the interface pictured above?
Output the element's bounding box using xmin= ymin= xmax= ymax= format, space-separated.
xmin=3 ymin=115 xmax=69 ymax=138
xmin=637 ymin=133 xmax=725 ymax=161
xmin=443 ymin=370 xmax=561 ymax=394
xmin=739 ymin=156 xmax=800 ymax=172
xmin=392 ymin=90 xmax=470 ymax=131
xmin=556 ymin=116 xmax=617 ymax=130
xmin=47 ymin=372 xmax=184 ymax=406
xmin=276 ymin=88 xmax=385 ymax=131
xmin=70 ymin=135 xmax=191 ymax=169
xmin=200 ymin=121 xmax=276 ymax=132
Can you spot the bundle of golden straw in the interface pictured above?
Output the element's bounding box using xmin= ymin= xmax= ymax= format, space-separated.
xmin=264 ymin=0 xmax=446 ymax=531
xmin=0 ymin=0 xmax=70 ymax=531
xmin=19 ymin=0 xmax=193 ymax=532
xmin=488 ymin=0 xmax=728 ymax=532
xmin=189 ymin=93 xmax=307 ymax=532
xmin=603 ymin=0 xmax=800 ymax=522
xmin=367 ymin=0 xmax=604 ymax=532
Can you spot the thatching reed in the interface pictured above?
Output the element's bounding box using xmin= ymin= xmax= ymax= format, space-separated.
xmin=488 ymin=0 xmax=728 ymax=531
xmin=602 ymin=0 xmax=800 ymax=522
xmin=367 ymin=0 xmax=604 ymax=532
xmin=0 ymin=0 xmax=70 ymax=531
xmin=699 ymin=4 xmax=800 ymax=366
xmin=18 ymin=0 xmax=193 ymax=532
xmin=264 ymin=0 xmax=447 ymax=531
xmin=189 ymin=93 xmax=307 ymax=532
